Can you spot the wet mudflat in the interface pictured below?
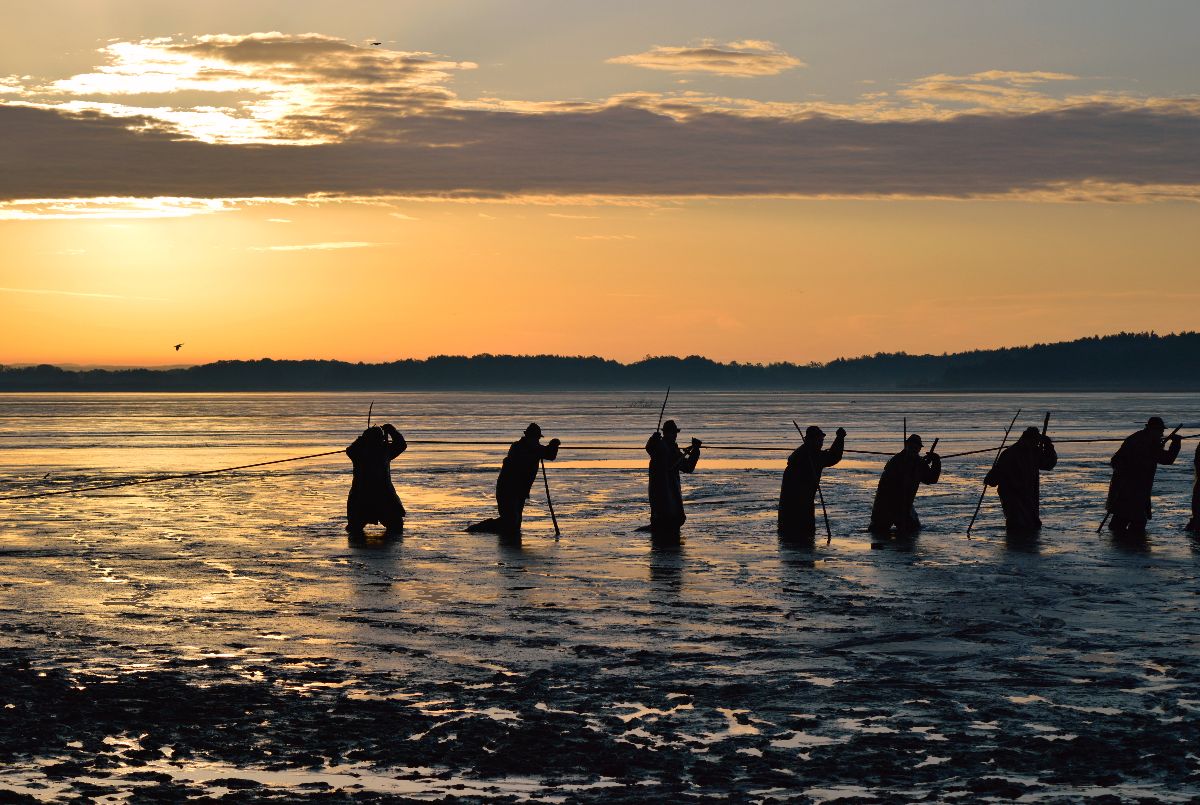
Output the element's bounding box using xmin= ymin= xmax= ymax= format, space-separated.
xmin=1 ymin=392 xmax=1198 ymax=802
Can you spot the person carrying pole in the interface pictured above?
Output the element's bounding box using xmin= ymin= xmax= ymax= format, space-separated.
xmin=868 ymin=434 xmax=941 ymax=537
xmin=1105 ymin=417 xmax=1181 ymax=537
xmin=779 ymin=424 xmax=845 ymax=542
xmin=346 ymin=423 xmax=407 ymax=538
xmin=643 ymin=419 xmax=701 ymax=536
xmin=984 ymin=420 xmax=1057 ymax=535
xmin=468 ymin=423 xmax=560 ymax=537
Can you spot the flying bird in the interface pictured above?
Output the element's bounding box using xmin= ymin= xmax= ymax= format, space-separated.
xmin=174 ymin=343 xmax=184 ymax=351
xmin=371 ymin=41 xmax=382 ymax=46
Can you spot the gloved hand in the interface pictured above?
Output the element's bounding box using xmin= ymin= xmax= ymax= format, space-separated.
xmin=549 ymin=438 xmax=561 ymax=447
xmin=691 ymin=437 xmax=702 ymax=448
xmin=835 ymin=427 xmax=847 ymax=439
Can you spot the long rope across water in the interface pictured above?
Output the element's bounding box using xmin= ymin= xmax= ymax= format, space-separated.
xmin=2 ymin=434 xmax=1196 ymax=502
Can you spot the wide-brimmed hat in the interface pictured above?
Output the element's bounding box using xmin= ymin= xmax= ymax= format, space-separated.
xmin=525 ymin=422 xmax=543 ymax=437
xmin=662 ymin=419 xmax=681 ymax=434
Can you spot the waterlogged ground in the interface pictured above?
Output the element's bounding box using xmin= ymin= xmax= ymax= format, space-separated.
xmin=0 ymin=392 xmax=1198 ymax=803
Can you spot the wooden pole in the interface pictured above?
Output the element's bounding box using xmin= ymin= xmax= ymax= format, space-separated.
xmin=367 ymin=401 xmax=374 ymax=428
xmin=656 ymin=386 xmax=671 ymax=434
xmin=541 ymin=458 xmax=561 ymax=539
xmin=793 ymin=420 xmax=833 ymax=544
xmin=966 ymin=409 xmax=1021 ymax=537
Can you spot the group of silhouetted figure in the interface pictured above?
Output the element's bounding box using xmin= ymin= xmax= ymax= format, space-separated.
xmin=344 ymin=416 xmax=1198 ymax=544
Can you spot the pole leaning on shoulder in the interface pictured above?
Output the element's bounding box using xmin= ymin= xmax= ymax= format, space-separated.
xmin=656 ymin=386 xmax=671 ymax=434
xmin=966 ymin=409 xmax=1022 ymax=537
xmin=794 ymin=420 xmax=833 ymax=544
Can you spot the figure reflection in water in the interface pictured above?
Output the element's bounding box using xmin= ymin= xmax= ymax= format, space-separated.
xmin=467 ymin=423 xmax=560 ymax=538
xmin=984 ymin=426 xmax=1057 ymax=536
xmin=868 ymin=434 xmax=940 ymax=537
xmin=346 ymin=423 xmax=407 ymax=539
xmin=641 ymin=419 xmax=701 ymax=537
xmin=1106 ymin=417 xmax=1180 ymax=538
xmin=778 ymin=425 xmax=845 ymax=542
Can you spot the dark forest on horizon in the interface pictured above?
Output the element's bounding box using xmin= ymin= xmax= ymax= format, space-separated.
xmin=2 ymin=332 xmax=1197 ymax=392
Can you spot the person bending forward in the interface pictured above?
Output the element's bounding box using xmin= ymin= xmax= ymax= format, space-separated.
xmin=495 ymin=423 xmax=561 ymax=535
xmin=1107 ymin=416 xmax=1180 ymax=537
xmin=869 ymin=434 xmax=940 ymax=536
xmin=984 ymin=426 xmax=1057 ymax=534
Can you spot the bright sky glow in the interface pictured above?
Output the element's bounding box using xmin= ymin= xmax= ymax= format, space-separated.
xmin=1 ymin=0 xmax=1197 ymax=366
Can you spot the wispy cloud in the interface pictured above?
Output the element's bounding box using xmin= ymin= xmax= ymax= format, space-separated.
xmin=388 ymin=212 xmax=419 ymax=220
xmin=0 ymin=286 xmax=167 ymax=301
xmin=608 ymin=40 xmax=804 ymax=77
xmin=0 ymin=196 xmax=232 ymax=220
xmin=250 ymin=241 xmax=376 ymax=251
xmin=898 ymin=70 xmax=1083 ymax=110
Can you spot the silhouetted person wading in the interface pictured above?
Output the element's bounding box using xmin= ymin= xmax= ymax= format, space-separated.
xmin=467 ymin=423 xmax=560 ymax=536
xmin=869 ymin=434 xmax=941 ymax=536
xmin=1106 ymin=417 xmax=1180 ymax=537
xmin=779 ymin=425 xmax=845 ymax=540
xmin=984 ymin=426 xmax=1057 ymax=534
xmin=642 ymin=419 xmax=701 ymax=535
xmin=346 ymin=423 xmax=407 ymax=537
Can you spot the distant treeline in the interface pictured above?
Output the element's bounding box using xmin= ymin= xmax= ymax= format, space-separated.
xmin=2 ymin=332 xmax=1197 ymax=392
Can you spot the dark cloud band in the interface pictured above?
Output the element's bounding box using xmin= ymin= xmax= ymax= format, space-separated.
xmin=2 ymin=99 xmax=1198 ymax=202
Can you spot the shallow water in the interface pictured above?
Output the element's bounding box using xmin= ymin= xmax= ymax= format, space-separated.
xmin=1 ymin=392 xmax=1198 ymax=802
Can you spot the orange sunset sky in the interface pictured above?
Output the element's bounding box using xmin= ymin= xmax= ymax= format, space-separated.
xmin=1 ymin=0 xmax=1198 ymax=366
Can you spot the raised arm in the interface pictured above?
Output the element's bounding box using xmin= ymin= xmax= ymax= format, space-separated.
xmin=822 ymin=428 xmax=846 ymax=468
xmin=921 ymin=453 xmax=942 ymax=484
xmin=678 ymin=439 xmax=701 ymax=473
xmin=382 ymin=424 xmax=406 ymax=459
xmin=1160 ymin=434 xmax=1182 ymax=465
xmin=1039 ymin=437 xmax=1058 ymax=470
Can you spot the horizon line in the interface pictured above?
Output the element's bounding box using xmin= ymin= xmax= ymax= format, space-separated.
xmin=2 ymin=329 xmax=1192 ymax=372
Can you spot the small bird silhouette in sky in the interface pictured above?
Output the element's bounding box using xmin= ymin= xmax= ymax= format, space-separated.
xmin=371 ymin=41 xmax=382 ymax=46
xmin=174 ymin=343 xmax=184 ymax=351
